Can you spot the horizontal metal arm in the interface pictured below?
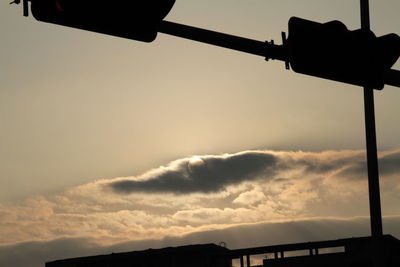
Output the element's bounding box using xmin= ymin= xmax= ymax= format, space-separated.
xmin=384 ymin=69 xmax=400 ymax=88
xmin=159 ymin=20 xmax=286 ymax=61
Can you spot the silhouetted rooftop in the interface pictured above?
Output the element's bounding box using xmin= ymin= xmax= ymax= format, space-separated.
xmin=46 ymin=243 xmax=230 ymax=267
xmin=46 ymin=235 xmax=400 ymax=267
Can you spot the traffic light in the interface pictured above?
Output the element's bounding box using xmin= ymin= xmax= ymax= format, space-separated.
xmin=287 ymin=17 xmax=400 ymax=89
xmin=28 ymin=0 xmax=176 ymax=42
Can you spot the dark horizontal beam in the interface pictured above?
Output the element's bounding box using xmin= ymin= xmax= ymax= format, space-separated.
xmin=159 ymin=20 xmax=286 ymax=61
xmin=385 ymin=69 xmax=400 ymax=88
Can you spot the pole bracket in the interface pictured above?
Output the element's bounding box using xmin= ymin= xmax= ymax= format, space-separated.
xmin=10 ymin=0 xmax=29 ymax=16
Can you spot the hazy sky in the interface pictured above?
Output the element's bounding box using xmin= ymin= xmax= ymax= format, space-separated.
xmin=1 ymin=1 xmax=400 ymax=267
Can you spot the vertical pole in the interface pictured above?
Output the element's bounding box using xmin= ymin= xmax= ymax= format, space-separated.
xmin=360 ymin=0 xmax=383 ymax=237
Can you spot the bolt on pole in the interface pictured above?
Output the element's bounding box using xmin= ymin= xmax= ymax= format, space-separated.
xmin=360 ymin=0 xmax=383 ymax=237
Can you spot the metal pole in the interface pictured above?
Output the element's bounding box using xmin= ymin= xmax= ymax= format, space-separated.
xmin=360 ymin=0 xmax=383 ymax=237
xmin=159 ymin=21 xmax=287 ymax=61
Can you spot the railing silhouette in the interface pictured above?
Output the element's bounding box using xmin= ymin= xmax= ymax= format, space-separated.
xmin=229 ymin=235 xmax=400 ymax=267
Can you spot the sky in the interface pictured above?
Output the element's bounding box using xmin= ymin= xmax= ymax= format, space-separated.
xmin=1 ymin=0 xmax=400 ymax=266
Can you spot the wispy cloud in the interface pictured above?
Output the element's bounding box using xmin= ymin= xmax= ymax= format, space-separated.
xmin=2 ymin=216 xmax=400 ymax=267
xmin=335 ymin=150 xmax=400 ymax=179
xmin=1 ymin=149 xmax=400 ymax=253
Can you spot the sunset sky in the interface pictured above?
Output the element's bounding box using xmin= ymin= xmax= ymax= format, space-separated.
xmin=1 ymin=1 xmax=400 ymax=266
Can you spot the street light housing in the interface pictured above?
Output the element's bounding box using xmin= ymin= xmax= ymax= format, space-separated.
xmin=287 ymin=17 xmax=400 ymax=89
xmin=30 ymin=0 xmax=176 ymax=42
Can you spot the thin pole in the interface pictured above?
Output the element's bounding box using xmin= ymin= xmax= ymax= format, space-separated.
xmin=360 ymin=0 xmax=383 ymax=237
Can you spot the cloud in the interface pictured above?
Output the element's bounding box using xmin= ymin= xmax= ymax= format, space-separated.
xmin=107 ymin=149 xmax=400 ymax=195
xmin=108 ymin=151 xmax=278 ymax=194
xmin=334 ymin=150 xmax=400 ymax=179
xmin=233 ymin=189 xmax=266 ymax=205
xmin=1 ymin=149 xmax=400 ymax=253
xmin=1 ymin=216 xmax=400 ymax=267
xmin=380 ymin=150 xmax=400 ymax=176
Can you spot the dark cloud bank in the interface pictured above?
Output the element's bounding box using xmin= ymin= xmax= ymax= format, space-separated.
xmin=110 ymin=152 xmax=278 ymax=194
xmin=335 ymin=150 xmax=400 ymax=180
xmin=2 ymin=216 xmax=400 ymax=267
xmin=108 ymin=150 xmax=400 ymax=194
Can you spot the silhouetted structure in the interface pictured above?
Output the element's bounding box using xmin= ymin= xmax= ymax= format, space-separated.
xmin=12 ymin=0 xmax=400 ymax=88
xmin=46 ymin=244 xmax=231 ymax=267
xmin=47 ymin=235 xmax=400 ymax=267
xmin=231 ymin=235 xmax=400 ymax=267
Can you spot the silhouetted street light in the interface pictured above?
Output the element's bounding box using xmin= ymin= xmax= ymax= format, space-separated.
xmin=288 ymin=16 xmax=399 ymax=90
xmin=29 ymin=0 xmax=175 ymax=42
xmin=12 ymin=0 xmax=400 ymax=88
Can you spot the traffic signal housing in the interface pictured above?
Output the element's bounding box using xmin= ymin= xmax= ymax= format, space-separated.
xmin=287 ymin=17 xmax=400 ymax=89
xmin=29 ymin=0 xmax=176 ymax=42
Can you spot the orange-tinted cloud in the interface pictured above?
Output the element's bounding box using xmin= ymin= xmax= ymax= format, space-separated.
xmin=1 ymin=149 xmax=400 ymax=249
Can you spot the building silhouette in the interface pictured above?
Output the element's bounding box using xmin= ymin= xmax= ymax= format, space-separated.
xmin=47 ymin=235 xmax=400 ymax=267
xmin=46 ymin=244 xmax=231 ymax=267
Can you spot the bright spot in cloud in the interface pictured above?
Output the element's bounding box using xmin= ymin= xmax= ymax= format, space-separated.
xmin=188 ymin=156 xmax=205 ymax=172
